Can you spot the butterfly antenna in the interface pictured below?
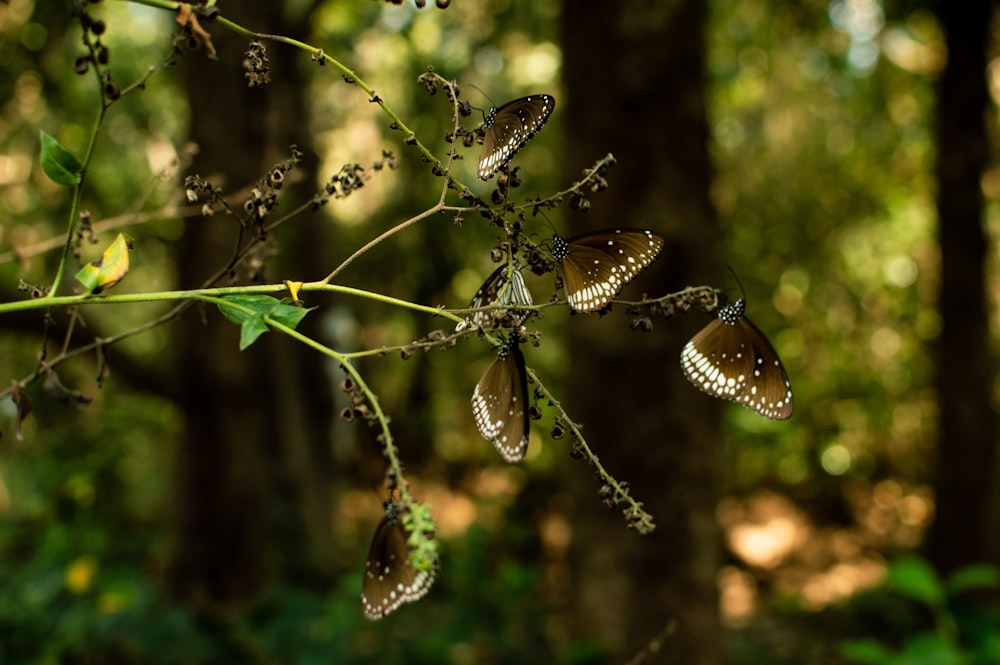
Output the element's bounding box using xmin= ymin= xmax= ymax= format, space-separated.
xmin=702 ymin=265 xmax=747 ymax=314
xmin=534 ymin=208 xmax=559 ymax=235
xmin=465 ymin=83 xmax=495 ymax=120
xmin=367 ymin=484 xmax=388 ymax=511
xmin=726 ymin=266 xmax=746 ymax=298
xmin=727 ymin=267 xmax=744 ymax=300
xmin=384 ymin=466 xmax=399 ymax=493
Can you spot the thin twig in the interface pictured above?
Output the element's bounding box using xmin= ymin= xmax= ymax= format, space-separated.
xmin=621 ymin=620 xmax=678 ymax=665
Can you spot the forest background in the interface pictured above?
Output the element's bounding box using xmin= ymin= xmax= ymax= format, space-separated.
xmin=1 ymin=0 xmax=999 ymax=663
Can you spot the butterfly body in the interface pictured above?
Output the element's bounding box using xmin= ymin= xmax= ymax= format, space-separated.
xmin=478 ymin=94 xmax=555 ymax=180
xmin=472 ymin=338 xmax=530 ymax=462
xmin=456 ymin=264 xmax=533 ymax=331
xmin=553 ymin=229 xmax=665 ymax=313
xmin=362 ymin=499 xmax=437 ymax=619
xmin=680 ymin=299 xmax=793 ymax=420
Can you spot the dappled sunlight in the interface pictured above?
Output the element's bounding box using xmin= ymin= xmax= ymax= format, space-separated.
xmin=144 ymin=138 xmax=179 ymax=176
xmin=718 ymin=566 xmax=758 ymax=627
xmin=314 ymin=112 xmax=389 ymax=226
xmin=0 ymin=153 xmax=31 ymax=187
xmin=420 ymin=485 xmax=477 ymax=537
xmin=509 ymin=41 xmax=562 ymax=87
xmin=987 ymin=57 xmax=1000 ymax=108
xmin=774 ymin=267 xmax=809 ymax=318
xmin=830 ymin=0 xmax=884 ymax=73
xmin=539 ymin=509 xmax=571 ymax=552
xmin=882 ymin=21 xmax=943 ymax=74
xmin=3 ymin=0 xmax=996 ymax=661
xmin=798 ymin=558 xmax=885 ymax=610
xmin=820 ymin=443 xmax=853 ymax=476
xmin=461 ymin=468 xmax=526 ymax=530
xmin=847 ymin=478 xmax=933 ymax=548
xmin=335 ymin=467 xmax=523 ymax=548
xmin=539 ymin=504 xmax=573 ymax=610
xmin=870 ymin=326 xmax=902 ymax=361
xmin=718 ymin=482 xmax=934 ymax=625
xmin=718 ymin=492 xmax=810 ymax=569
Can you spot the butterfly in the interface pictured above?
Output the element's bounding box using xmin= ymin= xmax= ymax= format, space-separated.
xmin=680 ymin=298 xmax=794 ymax=420
xmin=551 ymin=229 xmax=665 ymax=313
xmin=478 ymin=94 xmax=555 ymax=180
xmin=361 ymin=499 xmax=437 ymax=620
xmin=472 ymin=337 xmax=530 ymax=462
xmin=456 ymin=263 xmax=533 ymax=332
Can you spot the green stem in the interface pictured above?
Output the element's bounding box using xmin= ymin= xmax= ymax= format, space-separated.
xmin=119 ymin=0 xmax=442 ymax=169
xmin=123 ymin=0 xmax=181 ymax=10
xmin=322 ymin=206 xmax=443 ymax=283
xmin=46 ymin=60 xmax=108 ymax=298
xmin=191 ymin=293 xmax=431 ymax=561
xmin=262 ymin=312 xmax=435 ymax=566
xmin=528 ymin=368 xmax=655 ymax=532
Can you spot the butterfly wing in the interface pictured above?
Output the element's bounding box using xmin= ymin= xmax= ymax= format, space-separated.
xmin=362 ymin=501 xmax=437 ymax=620
xmin=471 ymin=341 xmax=530 ymax=462
xmin=456 ymin=265 xmax=533 ymax=331
xmin=496 ymin=266 xmax=533 ymax=309
xmin=733 ymin=316 xmax=794 ymax=420
xmin=555 ymin=229 xmax=665 ymax=313
xmin=478 ymin=95 xmax=555 ymax=180
xmin=680 ymin=299 xmax=794 ymax=420
xmin=681 ymin=318 xmax=755 ymax=401
xmin=457 ymin=265 xmax=506 ymax=332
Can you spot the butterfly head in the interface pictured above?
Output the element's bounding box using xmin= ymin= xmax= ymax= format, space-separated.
xmin=382 ymin=497 xmax=400 ymax=524
xmin=551 ymin=234 xmax=569 ymax=262
xmin=717 ymin=298 xmax=746 ymax=325
xmin=498 ymin=331 xmax=522 ymax=356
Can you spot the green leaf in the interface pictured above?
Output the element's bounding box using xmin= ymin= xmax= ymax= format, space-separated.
xmin=945 ymin=564 xmax=1000 ymax=594
xmin=839 ymin=638 xmax=898 ymax=664
xmin=74 ymin=233 xmax=134 ymax=294
xmin=39 ymin=130 xmax=83 ymax=186
xmin=267 ymin=302 xmax=312 ymax=329
xmin=898 ymin=633 xmax=962 ymax=665
xmin=980 ymin=633 xmax=1000 ymax=662
xmin=239 ymin=314 xmax=269 ymax=350
xmin=887 ymin=556 xmax=945 ymax=608
xmin=217 ymin=295 xmax=313 ymax=349
xmin=217 ymin=295 xmax=281 ymax=325
xmin=218 ymin=295 xmax=312 ymax=327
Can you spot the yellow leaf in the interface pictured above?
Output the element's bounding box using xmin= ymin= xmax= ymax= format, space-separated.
xmin=65 ymin=556 xmax=98 ymax=594
xmin=75 ymin=233 xmax=134 ymax=294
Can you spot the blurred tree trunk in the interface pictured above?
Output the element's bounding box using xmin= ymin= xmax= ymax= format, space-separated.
xmin=167 ymin=4 xmax=335 ymax=615
xmin=928 ymin=0 xmax=999 ymax=573
xmin=560 ymin=1 xmax=723 ymax=662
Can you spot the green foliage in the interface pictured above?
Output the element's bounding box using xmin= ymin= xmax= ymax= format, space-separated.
xmin=710 ymin=0 xmax=940 ymax=493
xmin=888 ymin=556 xmax=947 ymax=607
xmin=2 ymin=3 xmax=625 ymax=662
xmin=39 ymin=129 xmax=83 ymax=186
xmin=217 ymin=295 xmax=314 ymax=350
xmin=5 ymin=0 xmax=994 ymax=663
xmin=0 ymin=511 xmax=564 ymax=664
xmin=839 ymin=557 xmax=1000 ymax=665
